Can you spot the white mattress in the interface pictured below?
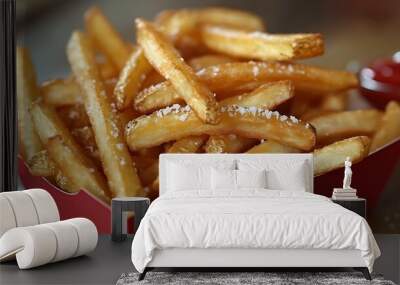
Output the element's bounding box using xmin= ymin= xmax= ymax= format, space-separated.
xmin=131 ymin=190 xmax=380 ymax=273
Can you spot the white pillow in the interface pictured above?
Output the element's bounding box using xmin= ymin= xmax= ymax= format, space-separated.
xmin=211 ymin=168 xmax=237 ymax=190
xmin=237 ymin=159 xmax=310 ymax=192
xmin=167 ymin=163 xmax=212 ymax=191
xmin=236 ymin=169 xmax=267 ymax=189
xmin=266 ymin=163 xmax=308 ymax=191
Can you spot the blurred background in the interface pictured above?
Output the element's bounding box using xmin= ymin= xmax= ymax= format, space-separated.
xmin=17 ymin=0 xmax=400 ymax=82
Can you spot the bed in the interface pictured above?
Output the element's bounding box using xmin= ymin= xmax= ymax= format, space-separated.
xmin=131 ymin=154 xmax=380 ymax=280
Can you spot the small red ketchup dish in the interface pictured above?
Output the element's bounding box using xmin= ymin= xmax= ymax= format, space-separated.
xmin=359 ymin=51 xmax=400 ymax=109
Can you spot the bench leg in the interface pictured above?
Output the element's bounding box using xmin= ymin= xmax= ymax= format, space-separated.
xmin=354 ymin=267 xmax=371 ymax=280
xmin=138 ymin=268 xmax=148 ymax=281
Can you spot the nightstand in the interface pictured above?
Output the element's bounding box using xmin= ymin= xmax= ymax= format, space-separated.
xmin=111 ymin=197 xmax=150 ymax=242
xmin=331 ymin=198 xmax=366 ymax=218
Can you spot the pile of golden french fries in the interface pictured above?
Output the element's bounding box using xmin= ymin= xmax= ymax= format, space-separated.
xmin=17 ymin=7 xmax=400 ymax=203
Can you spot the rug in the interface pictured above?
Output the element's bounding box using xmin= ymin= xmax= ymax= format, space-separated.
xmin=116 ymin=271 xmax=396 ymax=285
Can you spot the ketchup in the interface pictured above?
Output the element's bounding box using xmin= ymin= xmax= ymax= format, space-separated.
xmin=360 ymin=52 xmax=400 ymax=109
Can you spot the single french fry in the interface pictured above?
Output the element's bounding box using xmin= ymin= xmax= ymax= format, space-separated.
xmin=126 ymin=104 xmax=315 ymax=151
xmin=201 ymin=26 xmax=324 ymax=61
xmin=46 ymin=136 xmax=111 ymax=203
xmin=206 ymin=81 xmax=294 ymax=153
xmin=370 ymin=101 xmax=400 ymax=152
xmin=41 ymin=78 xmax=82 ymax=106
xmin=30 ymin=102 xmax=111 ymax=200
xmin=67 ymin=31 xmax=143 ymax=197
xmin=309 ymin=109 xmax=382 ymax=145
xmin=313 ymin=136 xmax=370 ymax=176
xmin=136 ymin=19 xmax=220 ymax=124
xmin=247 ymin=140 xmax=300 ymax=153
xmin=27 ymin=150 xmax=57 ymax=177
xmin=188 ymin=54 xmax=235 ymax=71
xmin=167 ymin=135 xmax=208 ymax=153
xmin=198 ymin=7 xmax=265 ymax=31
xmin=205 ymin=135 xmax=257 ymax=153
xmin=53 ymin=169 xmax=79 ymax=193
xmin=16 ymin=47 xmax=43 ymax=161
xmin=85 ymin=6 xmax=131 ymax=69
xmin=114 ymin=48 xmax=154 ymax=110
xmin=135 ymin=62 xmax=358 ymax=112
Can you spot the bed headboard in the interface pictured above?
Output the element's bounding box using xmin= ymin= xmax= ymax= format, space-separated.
xmin=159 ymin=154 xmax=314 ymax=195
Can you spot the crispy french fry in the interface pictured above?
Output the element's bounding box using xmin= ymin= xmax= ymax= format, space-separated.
xmin=198 ymin=7 xmax=265 ymax=31
xmin=27 ymin=150 xmax=57 ymax=177
xmin=135 ymin=62 xmax=358 ymax=112
xmin=313 ymin=136 xmax=370 ymax=176
xmin=136 ymin=19 xmax=220 ymax=124
xmin=188 ymin=54 xmax=235 ymax=71
xmin=114 ymin=48 xmax=153 ymax=110
xmin=53 ymin=169 xmax=79 ymax=193
xmin=247 ymin=140 xmax=300 ymax=153
xmin=67 ymin=31 xmax=143 ymax=197
xmin=16 ymin=47 xmax=43 ymax=161
xmin=137 ymin=159 xmax=159 ymax=186
xmin=201 ymin=26 xmax=324 ymax=61
xmin=370 ymin=101 xmax=400 ymax=152
xmin=41 ymin=78 xmax=82 ymax=106
xmin=126 ymin=104 xmax=315 ymax=151
xmin=167 ymin=135 xmax=208 ymax=153
xmin=206 ymin=81 xmax=294 ymax=153
xmin=85 ymin=6 xmax=131 ymax=69
xmin=309 ymin=109 xmax=382 ymax=145
xmin=30 ymin=102 xmax=111 ymax=200
xmin=205 ymin=135 xmax=257 ymax=153
xmin=46 ymin=136 xmax=110 ymax=203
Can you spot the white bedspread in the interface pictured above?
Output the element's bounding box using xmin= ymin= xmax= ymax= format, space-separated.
xmin=131 ymin=190 xmax=380 ymax=273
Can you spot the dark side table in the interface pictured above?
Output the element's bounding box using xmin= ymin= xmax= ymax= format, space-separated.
xmin=112 ymin=197 xmax=150 ymax=242
xmin=331 ymin=198 xmax=366 ymax=218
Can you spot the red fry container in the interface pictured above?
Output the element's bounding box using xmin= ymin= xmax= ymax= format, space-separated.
xmin=19 ymin=139 xmax=400 ymax=233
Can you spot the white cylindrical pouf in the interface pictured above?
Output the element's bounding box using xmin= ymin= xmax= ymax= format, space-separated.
xmin=0 ymin=226 xmax=57 ymax=269
xmin=1 ymin=192 xmax=39 ymax=227
xmin=67 ymin=218 xmax=98 ymax=257
xmin=24 ymin=189 xmax=60 ymax=224
xmin=43 ymin=221 xmax=79 ymax=263
xmin=0 ymin=196 xmax=16 ymax=238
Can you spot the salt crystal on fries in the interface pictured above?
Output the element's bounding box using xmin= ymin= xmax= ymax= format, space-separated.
xmin=126 ymin=104 xmax=315 ymax=151
xmin=370 ymin=101 xmax=400 ymax=152
xmin=314 ymin=136 xmax=371 ymax=176
xmin=67 ymin=31 xmax=143 ymax=197
xmin=134 ymin=61 xmax=358 ymax=113
xmin=167 ymin=135 xmax=208 ymax=153
xmin=201 ymin=26 xmax=324 ymax=61
xmin=309 ymin=109 xmax=382 ymax=146
xmin=16 ymin=47 xmax=43 ymax=161
xmin=188 ymin=54 xmax=235 ymax=71
xmin=136 ymin=19 xmax=220 ymax=124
